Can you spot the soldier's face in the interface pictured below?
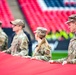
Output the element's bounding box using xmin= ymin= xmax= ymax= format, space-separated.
xmin=68 ymin=22 xmax=76 ymax=33
xmin=35 ymin=33 xmax=39 ymax=40
xmin=12 ymin=25 xmax=20 ymax=32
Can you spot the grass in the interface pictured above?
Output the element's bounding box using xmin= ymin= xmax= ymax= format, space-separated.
xmin=32 ymin=50 xmax=68 ymax=60
xmin=52 ymin=51 xmax=68 ymax=60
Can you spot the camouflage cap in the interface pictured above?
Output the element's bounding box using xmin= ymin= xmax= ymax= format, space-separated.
xmin=66 ymin=14 xmax=76 ymax=24
xmin=34 ymin=27 xmax=47 ymax=36
xmin=10 ymin=19 xmax=25 ymax=28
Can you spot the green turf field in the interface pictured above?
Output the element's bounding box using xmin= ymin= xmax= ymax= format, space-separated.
xmin=32 ymin=50 xmax=68 ymax=60
xmin=52 ymin=51 xmax=68 ymax=60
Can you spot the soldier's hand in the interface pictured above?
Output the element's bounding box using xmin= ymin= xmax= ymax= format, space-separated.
xmin=31 ymin=57 xmax=37 ymax=60
xmin=62 ymin=61 xmax=67 ymax=65
xmin=48 ymin=60 xmax=54 ymax=63
xmin=1 ymin=50 xmax=6 ymax=53
xmin=13 ymin=54 xmax=19 ymax=56
xmin=23 ymin=56 xmax=31 ymax=58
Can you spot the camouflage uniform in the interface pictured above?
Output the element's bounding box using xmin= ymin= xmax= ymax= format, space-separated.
xmin=54 ymin=35 xmax=76 ymax=64
xmin=33 ymin=27 xmax=51 ymax=61
xmin=4 ymin=19 xmax=29 ymax=57
xmin=64 ymin=14 xmax=76 ymax=64
xmin=0 ymin=22 xmax=8 ymax=51
xmin=66 ymin=36 xmax=76 ymax=64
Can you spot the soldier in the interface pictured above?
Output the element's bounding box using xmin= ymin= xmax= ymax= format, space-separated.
xmin=32 ymin=27 xmax=52 ymax=61
xmin=9 ymin=29 xmax=32 ymax=56
xmin=62 ymin=14 xmax=76 ymax=65
xmin=49 ymin=14 xmax=76 ymax=65
xmin=3 ymin=19 xmax=29 ymax=57
xmin=0 ymin=21 xmax=8 ymax=51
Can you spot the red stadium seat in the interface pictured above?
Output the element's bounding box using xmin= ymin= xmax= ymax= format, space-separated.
xmin=18 ymin=0 xmax=76 ymax=33
xmin=0 ymin=0 xmax=14 ymax=28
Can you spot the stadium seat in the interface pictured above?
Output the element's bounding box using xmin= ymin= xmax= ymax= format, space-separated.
xmin=0 ymin=0 xmax=14 ymax=28
xmin=18 ymin=0 xmax=76 ymax=33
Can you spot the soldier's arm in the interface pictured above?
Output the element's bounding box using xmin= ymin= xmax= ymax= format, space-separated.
xmin=3 ymin=47 xmax=11 ymax=54
xmin=4 ymin=36 xmax=11 ymax=53
xmin=4 ymin=36 xmax=8 ymax=50
xmin=18 ymin=37 xmax=29 ymax=56
xmin=33 ymin=46 xmax=51 ymax=61
xmin=43 ymin=47 xmax=51 ymax=61
xmin=68 ymin=41 xmax=76 ymax=59
xmin=66 ymin=41 xmax=76 ymax=63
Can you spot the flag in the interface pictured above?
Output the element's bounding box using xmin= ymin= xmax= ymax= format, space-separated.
xmin=37 ymin=0 xmax=76 ymax=11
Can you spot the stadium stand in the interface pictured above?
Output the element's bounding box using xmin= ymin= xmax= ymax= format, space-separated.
xmin=18 ymin=0 xmax=76 ymax=33
xmin=0 ymin=0 xmax=14 ymax=28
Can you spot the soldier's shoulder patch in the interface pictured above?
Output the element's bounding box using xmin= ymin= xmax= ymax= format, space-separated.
xmin=23 ymin=41 xmax=27 ymax=46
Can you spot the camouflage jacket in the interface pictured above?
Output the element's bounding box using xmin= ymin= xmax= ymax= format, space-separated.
xmin=67 ymin=36 xmax=76 ymax=63
xmin=33 ymin=38 xmax=51 ymax=61
xmin=6 ymin=30 xmax=29 ymax=56
xmin=0 ymin=28 xmax=8 ymax=51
